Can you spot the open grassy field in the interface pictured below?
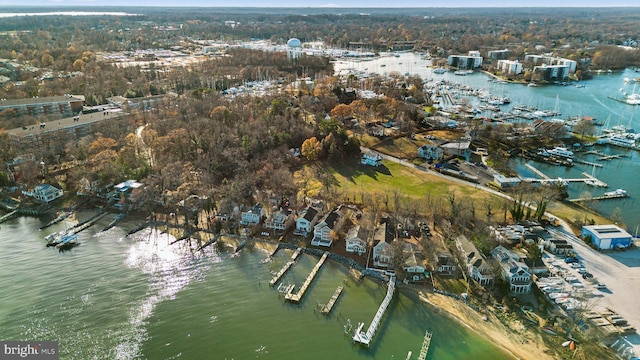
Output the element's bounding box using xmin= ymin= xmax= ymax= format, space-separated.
xmin=327 ymin=160 xmax=491 ymax=199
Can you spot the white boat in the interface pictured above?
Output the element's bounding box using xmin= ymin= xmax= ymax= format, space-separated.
xmin=546 ymin=147 xmax=574 ymax=159
xmin=626 ymin=93 xmax=640 ymax=105
xmin=604 ymin=189 xmax=627 ymax=197
xmin=608 ymin=134 xmax=637 ymax=148
xmin=454 ymin=70 xmax=468 ymax=76
xmin=528 ymin=83 xmax=539 ymax=87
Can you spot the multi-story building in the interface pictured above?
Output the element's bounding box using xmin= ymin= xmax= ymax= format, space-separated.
xmin=6 ymin=111 xmax=126 ymax=152
xmin=487 ymin=49 xmax=511 ymax=60
xmin=0 ymin=95 xmax=84 ymax=117
xmin=491 ymin=245 xmax=532 ymax=294
xmin=496 ymin=59 xmax=523 ymax=75
xmin=533 ymin=64 xmax=570 ymax=81
xmin=447 ymin=51 xmax=483 ymax=69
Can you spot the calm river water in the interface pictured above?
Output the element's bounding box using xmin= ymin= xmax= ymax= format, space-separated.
xmin=0 ymin=213 xmax=512 ymax=359
xmin=335 ymin=52 xmax=640 ymax=231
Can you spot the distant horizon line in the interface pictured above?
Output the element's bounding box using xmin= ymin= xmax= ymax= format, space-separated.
xmin=1 ymin=4 xmax=639 ymax=8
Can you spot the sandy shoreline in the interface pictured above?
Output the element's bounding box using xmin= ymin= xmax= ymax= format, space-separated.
xmin=417 ymin=291 xmax=555 ymax=360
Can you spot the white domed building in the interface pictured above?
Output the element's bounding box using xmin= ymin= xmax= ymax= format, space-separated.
xmin=287 ymin=38 xmax=302 ymax=60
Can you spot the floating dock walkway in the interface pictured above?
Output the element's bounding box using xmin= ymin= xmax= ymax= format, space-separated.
xmin=269 ymin=247 xmax=302 ymax=286
xmin=353 ymin=275 xmax=395 ymax=346
xmin=285 ymin=252 xmax=328 ymax=303
xmin=417 ymin=330 xmax=433 ymax=360
xmin=320 ymin=286 xmax=344 ymax=315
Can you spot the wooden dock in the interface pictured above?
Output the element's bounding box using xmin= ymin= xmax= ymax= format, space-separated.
xmin=575 ymin=159 xmax=603 ymax=167
xmin=269 ymin=247 xmax=302 ymax=286
xmin=570 ymin=193 xmax=628 ymax=202
xmin=353 ymin=275 xmax=395 ymax=346
xmin=417 ymin=330 xmax=433 ymax=360
xmin=0 ymin=210 xmax=17 ymax=224
xmin=320 ymin=286 xmax=344 ymax=315
xmin=285 ymin=252 xmax=328 ymax=303
xmin=525 ymin=163 xmax=550 ymax=179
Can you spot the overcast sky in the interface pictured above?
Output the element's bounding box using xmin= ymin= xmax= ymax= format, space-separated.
xmin=1 ymin=0 xmax=639 ymax=7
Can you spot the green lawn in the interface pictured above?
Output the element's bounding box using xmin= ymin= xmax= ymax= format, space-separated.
xmin=321 ymin=160 xmax=495 ymax=202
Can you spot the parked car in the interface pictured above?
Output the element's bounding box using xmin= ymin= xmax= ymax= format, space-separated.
xmin=582 ymin=272 xmax=594 ymax=279
xmin=564 ymin=257 xmax=579 ymax=264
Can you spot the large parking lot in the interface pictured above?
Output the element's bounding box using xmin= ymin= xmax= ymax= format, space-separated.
xmin=545 ymin=227 xmax=640 ymax=357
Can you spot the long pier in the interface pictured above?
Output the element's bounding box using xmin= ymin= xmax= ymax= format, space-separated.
xmin=570 ymin=193 xmax=629 ymax=202
xmin=525 ymin=163 xmax=550 ymax=179
xmin=269 ymin=247 xmax=302 ymax=286
xmin=417 ymin=331 xmax=433 ymax=360
xmin=353 ymin=275 xmax=395 ymax=346
xmin=574 ymin=159 xmax=603 ymax=167
xmin=285 ymin=252 xmax=328 ymax=303
xmin=320 ymin=286 xmax=344 ymax=315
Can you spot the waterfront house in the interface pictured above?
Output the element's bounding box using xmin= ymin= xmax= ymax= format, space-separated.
xmin=434 ymin=251 xmax=457 ymax=274
xmin=264 ymin=208 xmax=294 ymax=231
xmin=294 ymin=207 xmax=319 ymax=236
xmin=361 ymin=151 xmax=383 ymax=167
xmin=581 ymin=224 xmax=632 ymax=250
xmin=455 ymin=235 xmax=494 ymax=286
xmin=345 ymin=225 xmax=368 ymax=255
xmin=418 ymin=144 xmax=444 ymax=161
xmin=491 ymin=245 xmax=532 ymax=294
xmin=111 ymin=179 xmax=144 ymax=210
xmin=372 ymin=223 xmax=395 ymax=268
xmin=240 ymin=203 xmax=265 ymax=226
xmin=27 ymin=183 xmax=63 ymax=203
xmin=311 ymin=207 xmax=345 ymax=247
xmin=404 ymin=253 xmax=426 ymax=282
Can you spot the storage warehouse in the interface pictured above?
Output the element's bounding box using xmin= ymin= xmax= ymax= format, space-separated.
xmin=581 ymin=224 xmax=632 ymax=250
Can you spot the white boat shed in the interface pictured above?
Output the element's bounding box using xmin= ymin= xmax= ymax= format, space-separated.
xmin=581 ymin=224 xmax=632 ymax=250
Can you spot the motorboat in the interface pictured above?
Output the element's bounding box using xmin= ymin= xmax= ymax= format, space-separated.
xmin=546 ymin=147 xmax=574 ymax=159
xmin=604 ymin=189 xmax=627 ymax=197
xmin=433 ymin=67 xmax=447 ymax=74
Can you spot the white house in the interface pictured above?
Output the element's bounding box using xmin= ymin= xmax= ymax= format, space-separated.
xmin=361 ymin=151 xmax=383 ymax=166
xmin=345 ymin=225 xmax=368 ymax=255
xmin=456 ymin=235 xmax=493 ymax=286
xmin=240 ymin=203 xmax=265 ymax=226
xmin=311 ymin=208 xmax=344 ymax=247
xmin=372 ymin=222 xmax=395 ymax=268
xmin=491 ymin=245 xmax=532 ymax=294
xmin=418 ymin=144 xmax=444 ymax=161
xmin=264 ymin=209 xmax=294 ymax=231
xmin=294 ymin=207 xmax=319 ymax=236
xmin=28 ymin=183 xmax=63 ymax=203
